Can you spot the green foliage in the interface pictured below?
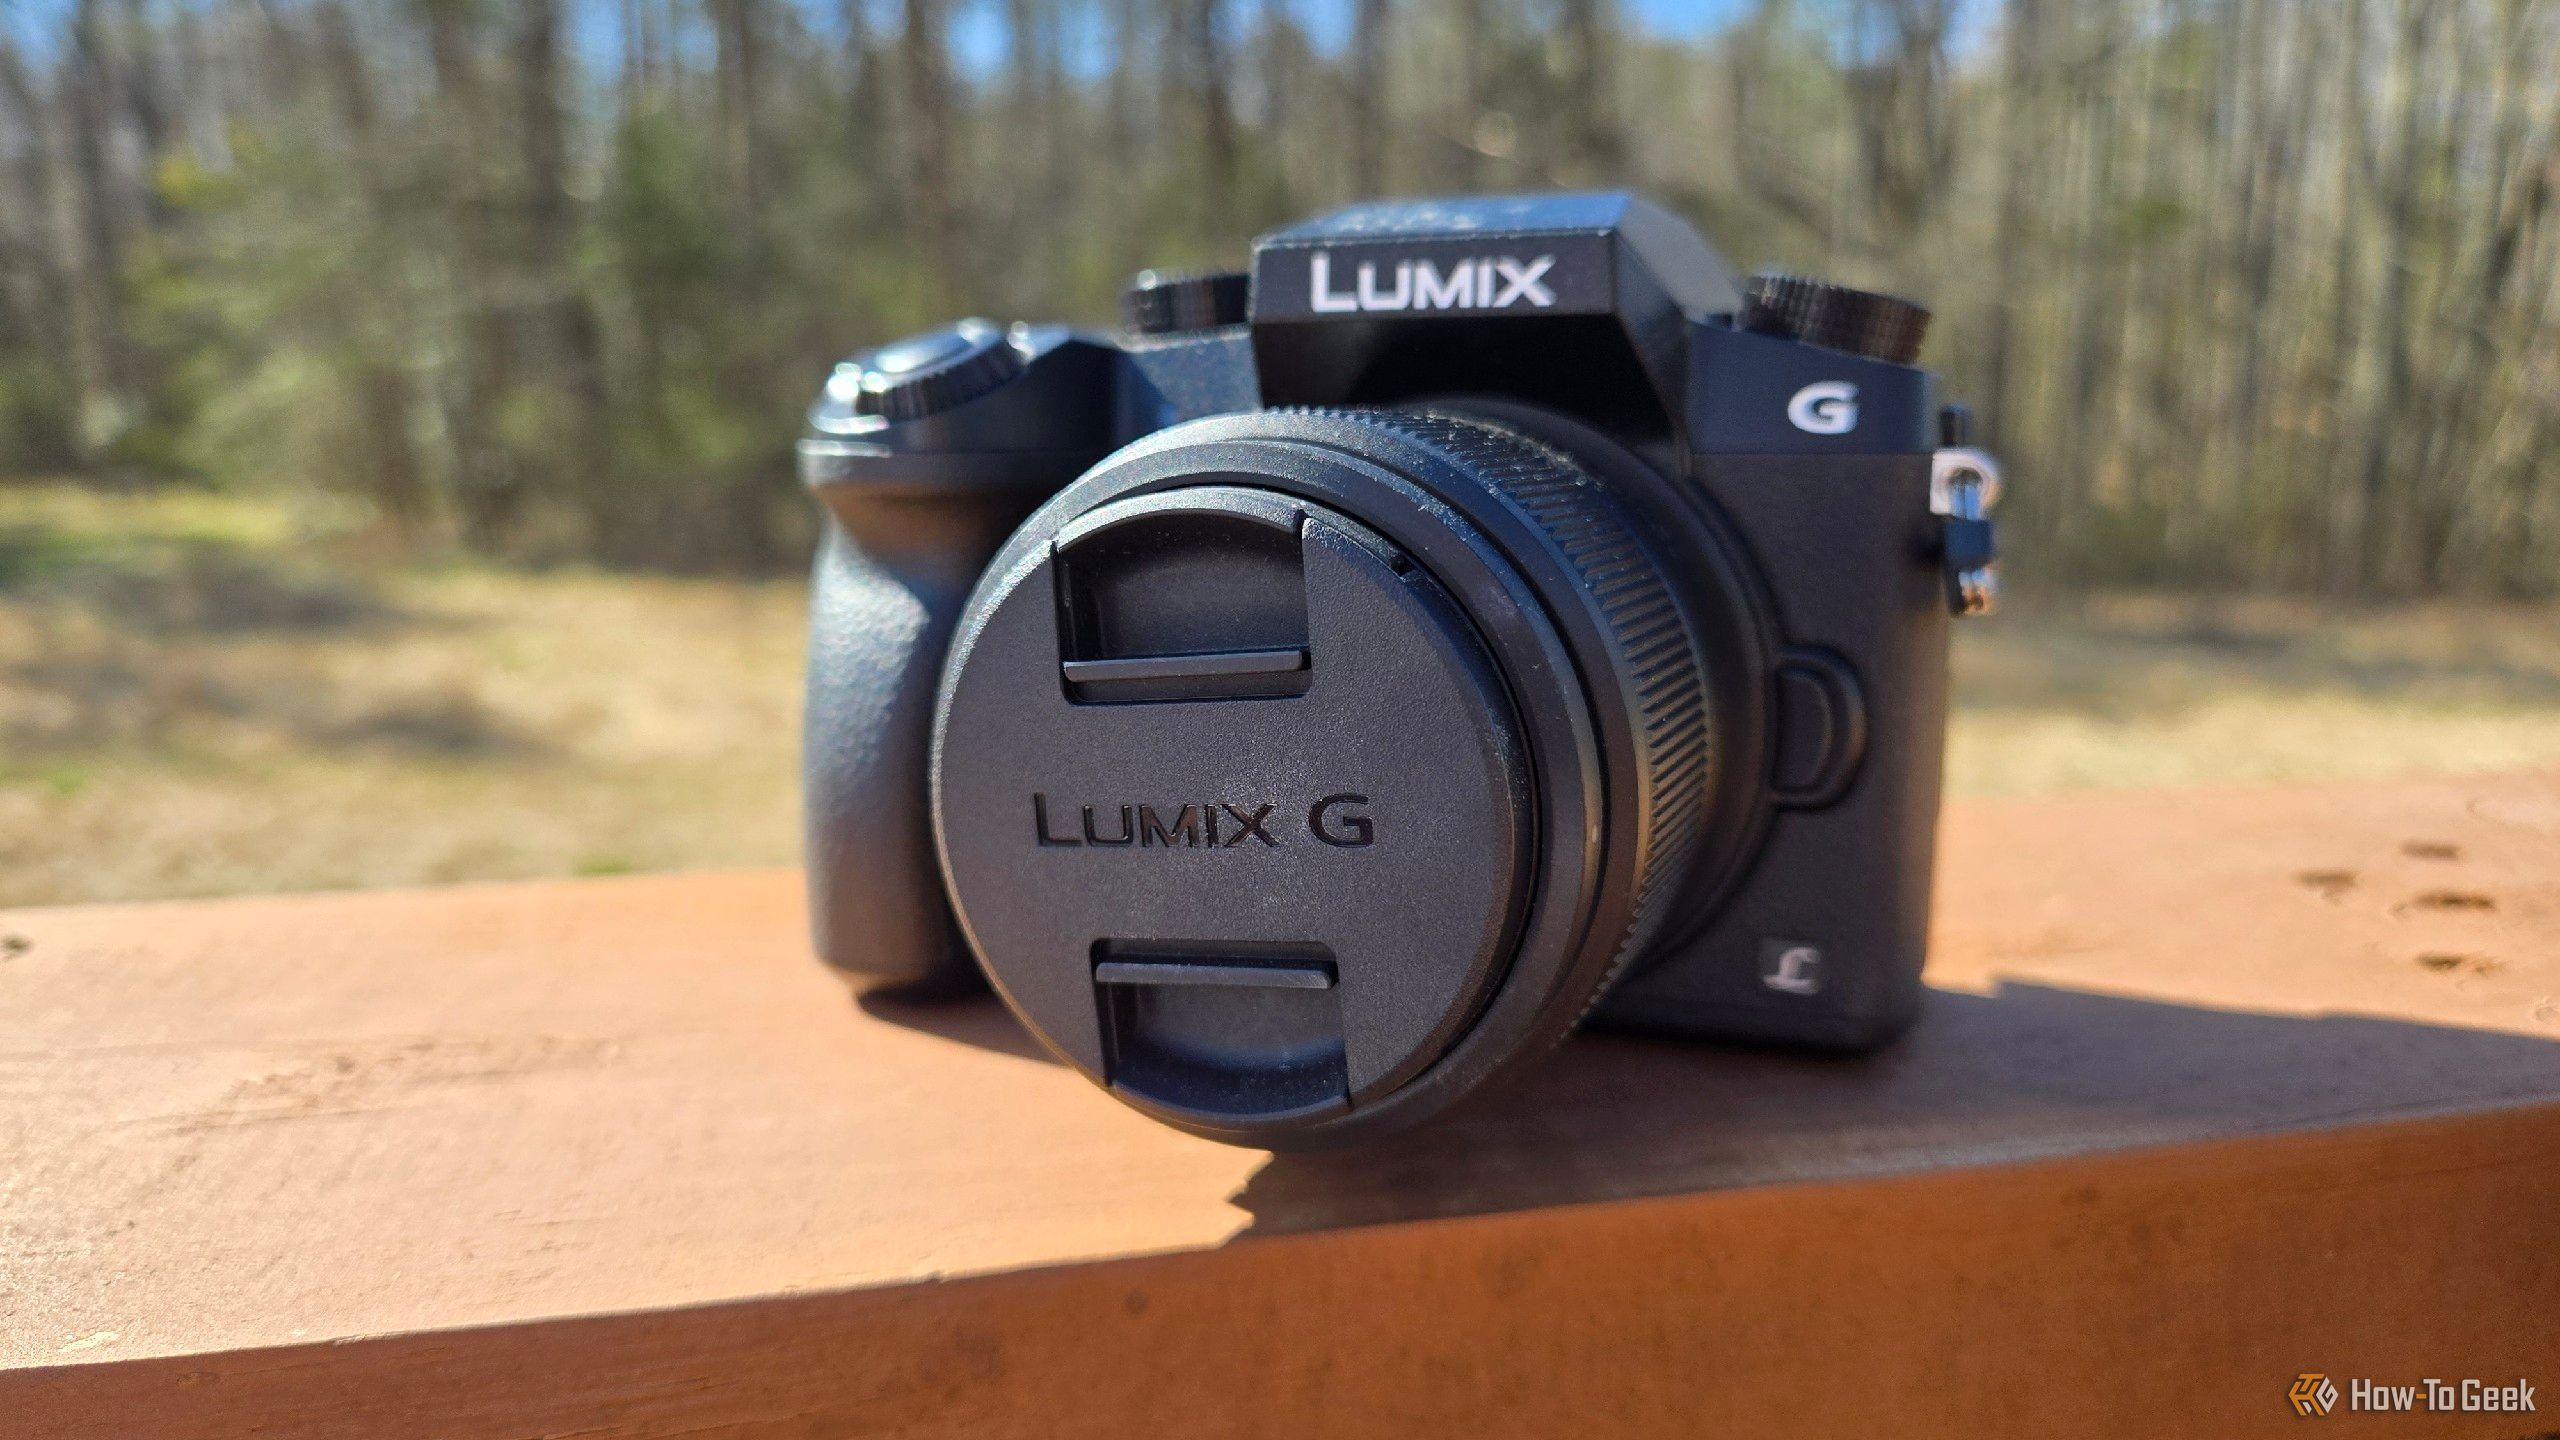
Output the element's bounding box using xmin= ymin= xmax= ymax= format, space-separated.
xmin=0 ymin=361 xmax=77 ymax=471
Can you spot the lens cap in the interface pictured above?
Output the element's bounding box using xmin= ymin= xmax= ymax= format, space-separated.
xmin=933 ymin=409 xmax=1713 ymax=1146
xmin=937 ymin=485 xmax=1530 ymax=1127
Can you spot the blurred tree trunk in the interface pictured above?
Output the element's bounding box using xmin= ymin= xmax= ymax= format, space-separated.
xmin=2357 ymin=0 xmax=2430 ymax=593
xmin=61 ymin=0 xmax=131 ymax=458
xmin=418 ymin=0 xmax=518 ymax=548
xmin=1440 ymin=0 xmax=1486 ymax=190
xmin=1730 ymin=0 xmax=1834 ymax=242
xmin=900 ymin=0 xmax=960 ymax=305
xmin=0 ymin=39 xmax=82 ymax=469
xmin=1981 ymin=0 xmax=2039 ymax=497
xmin=617 ymin=0 xmax=644 ymax=109
xmin=1348 ymin=0 xmax=1388 ymax=195
xmin=112 ymin=0 xmax=172 ymax=179
xmin=711 ymin=0 xmax=763 ymax=215
xmin=1253 ymin=0 xmax=1302 ymax=195
xmin=2060 ymin=9 xmax=2131 ymax=558
xmin=314 ymin=1 xmax=431 ymax=533
xmin=1847 ymin=0 xmax=1955 ymax=247
xmin=517 ymin=0 xmax=618 ymax=552
xmin=997 ymin=0 xmax=1073 ymax=303
xmin=168 ymin=6 xmax=230 ymax=173
xmin=1172 ymin=0 xmax=1237 ymax=234
xmin=2318 ymin=0 xmax=2371 ymax=591
xmin=1550 ymin=0 xmax=1619 ymax=179
xmin=845 ymin=0 xmax=887 ymax=151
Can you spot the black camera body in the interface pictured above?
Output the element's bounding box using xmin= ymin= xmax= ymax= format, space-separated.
xmin=802 ymin=193 xmax=2000 ymax=1147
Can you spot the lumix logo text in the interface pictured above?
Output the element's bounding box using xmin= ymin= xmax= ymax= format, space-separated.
xmin=1309 ymin=251 xmax=1556 ymax=313
xmin=1034 ymin=793 xmax=1374 ymax=849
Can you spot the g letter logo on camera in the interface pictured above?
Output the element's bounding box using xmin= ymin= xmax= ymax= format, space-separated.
xmin=1787 ymin=381 xmax=1860 ymax=435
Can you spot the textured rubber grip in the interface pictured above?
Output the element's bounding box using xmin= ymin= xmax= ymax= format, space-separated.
xmin=805 ymin=497 xmax=1033 ymax=992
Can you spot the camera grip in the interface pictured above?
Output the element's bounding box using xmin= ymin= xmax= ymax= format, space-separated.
xmin=804 ymin=493 xmax=1033 ymax=992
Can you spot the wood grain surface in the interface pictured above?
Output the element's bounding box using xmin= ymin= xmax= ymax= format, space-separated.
xmin=4 ymin=772 xmax=2556 ymax=1438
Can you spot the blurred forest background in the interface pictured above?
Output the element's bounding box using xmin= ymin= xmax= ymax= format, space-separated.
xmin=2 ymin=0 xmax=2558 ymax=905
xmin=4 ymin=0 xmax=2557 ymax=588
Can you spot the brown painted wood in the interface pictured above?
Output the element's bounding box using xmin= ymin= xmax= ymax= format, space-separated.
xmin=4 ymin=773 xmax=2557 ymax=1438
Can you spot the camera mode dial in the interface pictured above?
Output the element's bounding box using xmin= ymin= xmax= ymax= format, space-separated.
xmin=1742 ymin=273 xmax=1930 ymax=365
xmin=849 ymin=318 xmax=1026 ymax=421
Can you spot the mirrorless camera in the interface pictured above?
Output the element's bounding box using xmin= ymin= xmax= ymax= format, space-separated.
xmin=800 ymin=193 xmax=2002 ymax=1147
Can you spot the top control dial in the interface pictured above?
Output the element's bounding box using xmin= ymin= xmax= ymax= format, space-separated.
xmin=1742 ymin=273 xmax=1931 ymax=365
xmin=1122 ymin=269 xmax=1252 ymax=336
xmin=850 ymin=319 xmax=1026 ymax=421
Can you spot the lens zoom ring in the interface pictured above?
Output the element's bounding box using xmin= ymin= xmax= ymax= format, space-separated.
xmin=1334 ymin=410 xmax=1711 ymax=1019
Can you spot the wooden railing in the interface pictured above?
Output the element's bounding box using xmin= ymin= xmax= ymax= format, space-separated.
xmin=5 ymin=775 xmax=2556 ymax=1438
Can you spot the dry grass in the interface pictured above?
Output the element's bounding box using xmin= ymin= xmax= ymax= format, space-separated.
xmin=4 ymin=483 xmax=2557 ymax=908
xmin=1949 ymin=593 xmax=2560 ymax=795
xmin=0 ymin=484 xmax=801 ymax=906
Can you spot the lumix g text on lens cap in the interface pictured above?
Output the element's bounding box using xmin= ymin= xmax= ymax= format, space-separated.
xmin=931 ymin=409 xmax=1713 ymax=1146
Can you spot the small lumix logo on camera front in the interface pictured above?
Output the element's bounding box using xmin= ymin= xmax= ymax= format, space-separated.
xmin=1309 ymin=251 xmax=1557 ymax=313
xmin=1787 ymin=380 xmax=1860 ymax=435
xmin=1034 ymin=793 xmax=1374 ymax=849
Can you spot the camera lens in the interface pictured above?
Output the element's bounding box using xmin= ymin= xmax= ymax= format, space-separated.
xmin=931 ymin=408 xmax=1714 ymax=1146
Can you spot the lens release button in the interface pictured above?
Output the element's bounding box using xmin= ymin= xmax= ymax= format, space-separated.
xmin=1770 ymin=649 xmax=1866 ymax=809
